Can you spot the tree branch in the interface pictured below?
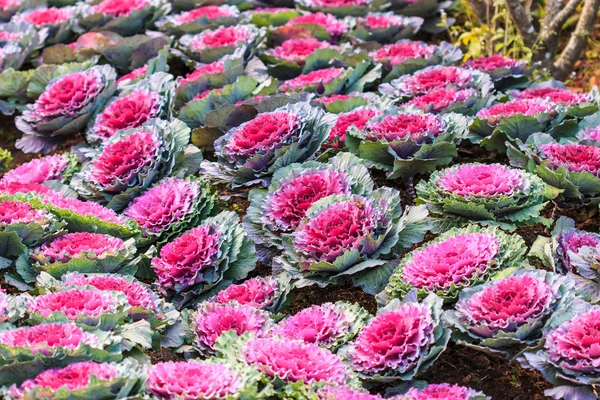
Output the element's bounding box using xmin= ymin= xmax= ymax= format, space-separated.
xmin=467 ymin=0 xmax=493 ymax=24
xmin=535 ymin=0 xmax=582 ymax=64
xmin=553 ymin=0 xmax=600 ymax=80
xmin=547 ymin=0 xmax=582 ymax=34
xmin=504 ymin=0 xmax=538 ymax=47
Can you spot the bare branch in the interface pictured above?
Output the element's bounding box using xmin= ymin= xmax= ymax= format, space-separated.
xmin=467 ymin=0 xmax=493 ymax=25
xmin=546 ymin=0 xmax=582 ymax=34
xmin=553 ymin=0 xmax=600 ymax=80
xmin=504 ymin=0 xmax=537 ymax=47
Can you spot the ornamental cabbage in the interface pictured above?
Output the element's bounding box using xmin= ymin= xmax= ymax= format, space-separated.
xmin=275 ymin=189 xmax=429 ymax=294
xmin=404 ymin=87 xmax=482 ymax=114
xmin=510 ymin=84 xmax=598 ymax=118
xmin=87 ymin=72 xmax=174 ymax=144
xmin=12 ymin=7 xmax=75 ymax=44
xmin=179 ymin=25 xmax=265 ymax=63
xmin=212 ymin=275 xmax=292 ymax=312
xmin=190 ymin=301 xmax=273 ymax=355
xmin=347 ymin=294 xmax=450 ymax=381
xmin=519 ymin=301 xmax=600 ymax=400
xmin=346 ymin=108 xmax=469 ymax=179
xmin=391 ymin=383 xmax=490 ymax=400
xmin=0 ymin=199 xmax=63 ymax=275
xmin=156 ymin=5 xmax=239 ymax=36
xmin=77 ymin=0 xmax=171 ymax=37
xmin=369 ymin=41 xmax=462 ymax=82
xmin=445 ymin=270 xmax=575 ymax=357
xmin=15 ymin=65 xmax=117 ymax=154
xmin=507 ymin=133 xmax=600 ymax=201
xmin=278 ymin=301 xmax=370 ymax=350
xmin=468 ymin=99 xmax=560 ymax=153
xmin=1 ymin=154 xmax=77 ymax=186
xmin=415 ymin=163 xmax=552 ymax=231
xmin=242 ymin=336 xmax=354 ymax=386
xmin=18 ymin=232 xmax=137 ymax=283
xmin=464 ymin=55 xmax=527 ymax=84
xmin=295 ymin=0 xmax=386 ymax=17
xmin=6 ymin=359 xmax=146 ymax=400
xmin=244 ymin=152 xmax=374 ymax=258
xmin=123 ymin=177 xmax=214 ymax=245
xmin=259 ymin=38 xmax=343 ymax=80
xmin=72 ymin=119 xmax=201 ymax=211
xmin=201 ymin=102 xmax=335 ymax=186
xmin=147 ymin=360 xmax=260 ymax=399
xmin=379 ymin=65 xmax=493 ymax=100
xmin=346 ymin=13 xmax=423 ymax=44
xmin=284 ymin=12 xmax=349 ymax=42
xmin=152 ymin=211 xmax=256 ymax=308
xmin=278 ymin=63 xmax=381 ymax=96
xmin=380 ymin=225 xmax=527 ymax=303
xmin=26 ymin=288 xmax=130 ymax=331
xmin=0 ymin=323 xmax=121 ymax=386
xmin=0 ymin=22 xmax=47 ymax=73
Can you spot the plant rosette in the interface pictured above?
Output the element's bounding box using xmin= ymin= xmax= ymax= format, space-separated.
xmin=0 ymin=57 xmax=99 ymax=116
xmin=0 ymin=291 xmax=26 ymax=326
xmin=11 ymin=7 xmax=76 ymax=44
xmin=243 ymin=7 xmax=300 ymax=27
xmin=389 ymin=382 xmax=490 ymax=400
xmin=156 ymin=5 xmax=240 ymax=36
xmin=278 ymin=301 xmax=370 ymax=351
xmin=444 ymin=269 xmax=576 ymax=359
xmin=17 ymin=232 xmax=138 ymax=284
xmin=86 ymin=72 xmax=175 ymax=144
xmin=282 ymin=12 xmax=349 ymax=42
xmin=511 ymin=84 xmax=599 ymax=123
xmin=278 ymin=62 xmax=382 ymax=96
xmin=295 ymin=0 xmax=388 ymax=17
xmin=518 ymin=299 xmax=600 ymax=400
xmin=25 ymin=288 xmax=131 ymax=331
xmin=259 ymin=38 xmax=346 ymax=80
xmin=507 ymin=133 xmax=600 ymax=202
xmin=528 ymin=217 xmax=600 ymax=303
xmin=402 ymin=87 xmax=487 ymax=115
xmin=214 ymin=332 xmax=359 ymax=396
xmin=244 ymin=152 xmax=374 ymax=259
xmin=370 ymin=40 xmax=462 ymax=83
xmin=0 ymin=199 xmax=65 ymax=271
xmin=346 ymin=108 xmax=469 ymax=179
xmin=4 ymin=359 xmax=146 ymax=400
xmin=468 ymin=99 xmax=573 ymax=153
xmin=314 ymin=92 xmax=383 ymax=114
xmin=76 ymin=0 xmax=171 ymax=37
xmin=0 ymin=0 xmax=29 ymax=21
xmin=178 ymin=75 xmax=279 ymax=149
xmin=146 ymin=359 xmax=262 ymax=399
xmin=342 ymin=293 xmax=450 ymax=382
xmin=0 ymin=22 xmax=47 ymax=73
xmin=179 ymin=24 xmax=266 ymax=64
xmin=183 ymin=301 xmax=274 ymax=356
xmin=15 ymin=65 xmax=117 ymax=154
xmin=415 ymin=163 xmax=553 ymax=231
xmin=0 ymin=323 xmax=122 ymax=386
xmin=346 ymin=12 xmax=424 ymax=44
xmin=2 ymin=189 xmax=138 ymax=239
xmin=72 ymin=119 xmax=202 ymax=211
xmin=464 ymin=55 xmax=528 ymax=87
xmin=1 ymin=154 xmax=78 ymax=187
xmin=123 ymin=176 xmax=215 ymax=246
xmin=211 ymin=274 xmax=293 ymax=313
xmin=174 ymin=55 xmax=245 ymax=109
xmin=379 ymin=65 xmax=494 ymax=100
xmin=379 ymin=225 xmax=527 ymax=304
xmin=200 ymin=101 xmax=334 ymax=186
xmin=274 ymin=189 xmax=430 ymax=294
xmin=151 ymin=211 xmax=256 ymax=308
